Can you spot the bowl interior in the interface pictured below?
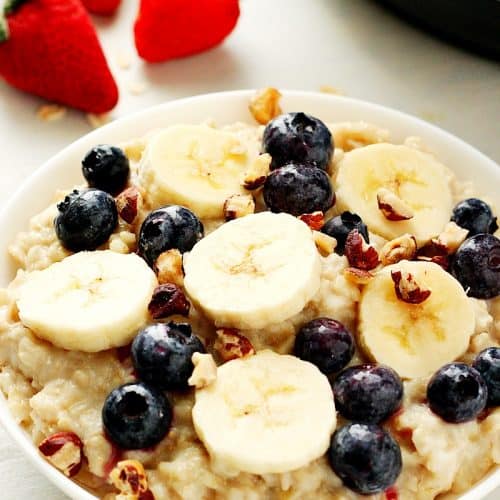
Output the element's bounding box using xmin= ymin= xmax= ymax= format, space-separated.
xmin=0 ymin=90 xmax=498 ymax=499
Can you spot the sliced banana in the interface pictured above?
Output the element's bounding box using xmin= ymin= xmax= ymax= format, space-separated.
xmin=17 ymin=251 xmax=157 ymax=352
xmin=183 ymin=212 xmax=321 ymax=330
xmin=140 ymin=125 xmax=253 ymax=219
xmin=359 ymin=260 xmax=474 ymax=379
xmin=192 ymin=350 xmax=336 ymax=475
xmin=335 ymin=144 xmax=453 ymax=244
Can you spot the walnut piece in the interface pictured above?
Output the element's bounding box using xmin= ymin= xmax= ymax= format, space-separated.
xmin=188 ymin=353 xmax=217 ymax=389
xmin=148 ymin=283 xmax=190 ymax=319
xmin=377 ymin=188 xmax=414 ymax=221
xmin=380 ymin=234 xmax=418 ymax=266
xmin=343 ymin=267 xmax=374 ymax=285
xmin=313 ymin=230 xmax=337 ymax=256
xmin=299 ymin=211 xmax=325 ymax=231
xmin=433 ymin=222 xmax=469 ymax=254
xmin=37 ymin=104 xmax=66 ymax=122
xmin=345 ymin=230 xmax=380 ymax=270
xmin=391 ymin=270 xmax=431 ymax=304
xmin=116 ymin=186 xmax=142 ymax=224
xmin=416 ymin=240 xmax=449 ymax=270
xmin=109 ymin=460 xmax=154 ymax=500
xmin=223 ymin=194 xmax=255 ymax=221
xmin=38 ymin=431 xmax=83 ymax=477
xmin=215 ymin=328 xmax=255 ymax=362
xmin=248 ymin=87 xmax=282 ymax=125
xmin=154 ymin=249 xmax=184 ymax=286
xmin=242 ymin=153 xmax=271 ymax=190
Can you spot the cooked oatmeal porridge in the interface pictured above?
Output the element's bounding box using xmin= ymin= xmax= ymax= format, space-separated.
xmin=0 ymin=91 xmax=499 ymax=500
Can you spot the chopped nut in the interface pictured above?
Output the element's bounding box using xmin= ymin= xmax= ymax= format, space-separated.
xmin=416 ymin=254 xmax=449 ymax=270
xmin=319 ymin=85 xmax=344 ymax=95
xmin=148 ymin=283 xmax=190 ymax=319
xmin=343 ymin=267 xmax=374 ymax=285
xmin=87 ymin=113 xmax=111 ymax=129
xmin=223 ymin=194 xmax=255 ymax=221
xmin=299 ymin=211 xmax=325 ymax=231
xmin=380 ymin=234 xmax=418 ymax=266
xmin=377 ymin=188 xmax=414 ymax=221
xmin=116 ymin=50 xmax=132 ymax=70
xmin=417 ymin=241 xmax=449 ymax=270
xmin=215 ymin=328 xmax=255 ymax=362
xmin=128 ymin=80 xmax=149 ymax=96
xmin=188 ymin=352 xmax=217 ymax=389
xmin=154 ymin=249 xmax=184 ymax=286
xmin=391 ymin=270 xmax=431 ymax=304
xmin=345 ymin=230 xmax=380 ymax=270
xmin=313 ymin=230 xmax=337 ymax=256
xmin=433 ymin=222 xmax=469 ymax=255
xmin=242 ymin=153 xmax=271 ymax=190
xmin=116 ymin=187 xmax=142 ymax=224
xmin=38 ymin=431 xmax=83 ymax=477
xmin=248 ymin=87 xmax=282 ymax=125
xmin=109 ymin=460 xmax=154 ymax=500
xmin=37 ymin=104 xmax=66 ymax=122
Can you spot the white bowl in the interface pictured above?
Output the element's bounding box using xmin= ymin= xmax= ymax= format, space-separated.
xmin=0 ymin=90 xmax=498 ymax=500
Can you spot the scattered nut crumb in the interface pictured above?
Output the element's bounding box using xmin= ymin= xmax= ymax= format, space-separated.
xmin=313 ymin=230 xmax=337 ymax=256
xmin=391 ymin=269 xmax=431 ymax=304
xmin=416 ymin=240 xmax=450 ymax=270
xmin=433 ymin=222 xmax=469 ymax=255
xmin=116 ymin=50 xmax=132 ymax=70
xmin=110 ymin=460 xmax=153 ymax=500
xmin=299 ymin=211 xmax=325 ymax=231
xmin=319 ymin=85 xmax=344 ymax=95
xmin=87 ymin=113 xmax=111 ymax=129
xmin=345 ymin=230 xmax=380 ymax=270
xmin=116 ymin=186 xmax=142 ymax=224
xmin=249 ymin=87 xmax=282 ymax=125
xmin=215 ymin=328 xmax=255 ymax=362
xmin=223 ymin=194 xmax=255 ymax=221
xmin=377 ymin=188 xmax=414 ymax=221
xmin=188 ymin=353 xmax=217 ymax=389
xmin=154 ymin=249 xmax=184 ymax=286
xmin=380 ymin=234 xmax=418 ymax=266
xmin=148 ymin=283 xmax=190 ymax=319
xmin=344 ymin=267 xmax=374 ymax=285
xmin=38 ymin=431 xmax=83 ymax=477
xmin=128 ymin=80 xmax=149 ymax=96
xmin=37 ymin=104 xmax=66 ymax=122
xmin=242 ymin=153 xmax=271 ymax=190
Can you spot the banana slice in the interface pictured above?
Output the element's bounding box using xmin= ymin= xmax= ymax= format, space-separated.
xmin=17 ymin=251 xmax=157 ymax=352
xmin=140 ymin=125 xmax=253 ymax=219
xmin=335 ymin=144 xmax=453 ymax=244
xmin=359 ymin=260 xmax=474 ymax=379
xmin=192 ymin=350 xmax=336 ymax=475
xmin=183 ymin=212 xmax=321 ymax=330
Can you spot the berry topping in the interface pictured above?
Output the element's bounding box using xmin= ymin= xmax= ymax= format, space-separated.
xmin=451 ymin=198 xmax=498 ymax=236
xmin=451 ymin=234 xmax=500 ymax=299
xmin=322 ymin=211 xmax=369 ymax=255
xmin=132 ymin=322 xmax=205 ymax=391
xmin=294 ymin=318 xmax=354 ymax=375
xmin=138 ymin=205 xmax=204 ymax=267
xmin=427 ymin=362 xmax=488 ymax=423
xmin=54 ymin=189 xmax=117 ymax=252
xmin=332 ymin=365 xmax=403 ymax=424
xmin=473 ymin=347 xmax=500 ymax=406
xmin=263 ymin=112 xmax=333 ymax=170
xmin=82 ymin=145 xmax=130 ymax=196
xmin=102 ymin=382 xmax=172 ymax=450
xmin=328 ymin=423 xmax=402 ymax=495
xmin=263 ymin=163 xmax=334 ymax=216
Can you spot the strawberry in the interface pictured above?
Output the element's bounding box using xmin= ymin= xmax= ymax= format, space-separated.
xmin=134 ymin=0 xmax=240 ymax=63
xmin=0 ymin=0 xmax=118 ymax=113
xmin=82 ymin=0 xmax=121 ymax=16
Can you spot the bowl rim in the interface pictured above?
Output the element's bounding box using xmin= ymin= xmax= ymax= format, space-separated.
xmin=0 ymin=89 xmax=498 ymax=500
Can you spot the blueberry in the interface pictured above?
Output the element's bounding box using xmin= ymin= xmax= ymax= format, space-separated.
xmin=473 ymin=348 xmax=500 ymax=406
xmin=82 ymin=145 xmax=130 ymax=195
xmin=333 ymin=365 xmax=403 ymax=424
xmin=322 ymin=212 xmax=369 ymax=255
xmin=451 ymin=234 xmax=500 ymax=299
xmin=263 ymin=163 xmax=334 ymax=216
xmin=451 ymin=198 xmax=498 ymax=236
xmin=294 ymin=318 xmax=354 ymax=375
xmin=427 ymin=362 xmax=488 ymax=423
xmin=328 ymin=423 xmax=402 ymax=495
xmin=54 ymin=189 xmax=117 ymax=251
xmin=263 ymin=112 xmax=333 ymax=170
xmin=138 ymin=205 xmax=204 ymax=267
xmin=132 ymin=322 xmax=205 ymax=391
xmin=102 ymin=382 xmax=172 ymax=450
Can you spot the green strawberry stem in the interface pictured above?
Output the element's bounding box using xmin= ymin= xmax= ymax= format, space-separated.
xmin=0 ymin=14 xmax=8 ymax=43
xmin=4 ymin=0 xmax=29 ymax=15
xmin=1 ymin=0 xmax=30 ymax=43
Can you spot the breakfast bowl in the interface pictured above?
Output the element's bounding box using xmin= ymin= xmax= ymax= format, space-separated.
xmin=0 ymin=90 xmax=498 ymax=500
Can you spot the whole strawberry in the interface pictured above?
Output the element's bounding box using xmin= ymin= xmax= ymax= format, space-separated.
xmin=0 ymin=0 xmax=118 ymax=113
xmin=134 ymin=0 xmax=240 ymax=63
xmin=82 ymin=0 xmax=121 ymax=16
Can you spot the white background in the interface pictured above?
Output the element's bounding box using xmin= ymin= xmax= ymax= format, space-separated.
xmin=0 ymin=0 xmax=499 ymax=498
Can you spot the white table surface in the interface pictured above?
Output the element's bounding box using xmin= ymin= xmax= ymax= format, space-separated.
xmin=0 ymin=1 xmax=499 ymax=499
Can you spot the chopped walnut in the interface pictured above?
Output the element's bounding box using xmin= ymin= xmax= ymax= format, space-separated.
xmin=313 ymin=230 xmax=337 ymax=256
xmin=319 ymin=85 xmax=344 ymax=95
xmin=299 ymin=211 xmax=325 ymax=231
xmin=148 ymin=283 xmax=190 ymax=319
xmin=188 ymin=353 xmax=217 ymax=389
xmin=37 ymin=104 xmax=66 ymax=122
xmin=391 ymin=270 xmax=431 ymax=304
xmin=345 ymin=230 xmax=380 ymax=270
xmin=154 ymin=249 xmax=184 ymax=286
xmin=87 ymin=113 xmax=111 ymax=129
xmin=377 ymin=188 xmax=414 ymax=221
xmin=380 ymin=234 xmax=418 ymax=266
xmin=417 ymin=240 xmax=449 ymax=270
xmin=223 ymin=194 xmax=255 ymax=221
xmin=242 ymin=153 xmax=271 ymax=190
xmin=433 ymin=222 xmax=469 ymax=254
xmin=116 ymin=186 xmax=142 ymax=224
xmin=109 ymin=460 xmax=154 ymax=500
xmin=215 ymin=328 xmax=255 ymax=362
xmin=343 ymin=267 xmax=374 ymax=285
xmin=38 ymin=431 xmax=83 ymax=477
xmin=248 ymin=87 xmax=282 ymax=125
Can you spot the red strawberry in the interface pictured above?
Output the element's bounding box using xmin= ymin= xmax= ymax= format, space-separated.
xmin=0 ymin=0 xmax=118 ymax=113
xmin=82 ymin=0 xmax=121 ymax=16
xmin=134 ymin=0 xmax=240 ymax=63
